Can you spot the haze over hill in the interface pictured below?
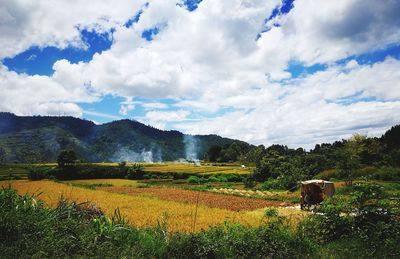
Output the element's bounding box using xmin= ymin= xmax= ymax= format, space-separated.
xmin=0 ymin=112 xmax=240 ymax=163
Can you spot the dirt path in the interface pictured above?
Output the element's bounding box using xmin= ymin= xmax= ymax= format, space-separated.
xmin=99 ymin=186 xmax=289 ymax=211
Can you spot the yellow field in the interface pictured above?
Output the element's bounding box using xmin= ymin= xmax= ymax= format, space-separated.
xmin=142 ymin=163 xmax=252 ymax=175
xmin=64 ymin=179 xmax=139 ymax=187
xmin=51 ymin=162 xmax=253 ymax=175
xmin=1 ymin=180 xmax=267 ymax=232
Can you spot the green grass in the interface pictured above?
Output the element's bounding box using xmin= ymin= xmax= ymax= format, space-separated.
xmin=0 ymin=164 xmax=29 ymax=180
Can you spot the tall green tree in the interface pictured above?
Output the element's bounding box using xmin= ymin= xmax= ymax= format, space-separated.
xmin=57 ymin=150 xmax=77 ymax=168
xmin=336 ymin=134 xmax=365 ymax=185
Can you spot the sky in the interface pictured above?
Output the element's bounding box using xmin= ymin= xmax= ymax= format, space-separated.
xmin=1 ymin=0 xmax=400 ymax=149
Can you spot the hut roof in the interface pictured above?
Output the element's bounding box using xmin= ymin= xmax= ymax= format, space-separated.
xmin=301 ymin=180 xmax=333 ymax=185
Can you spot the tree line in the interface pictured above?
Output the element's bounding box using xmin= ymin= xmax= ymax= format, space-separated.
xmin=205 ymin=125 xmax=400 ymax=188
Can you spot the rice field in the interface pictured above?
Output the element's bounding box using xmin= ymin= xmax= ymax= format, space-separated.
xmin=0 ymin=163 xmax=253 ymax=182
xmin=142 ymin=163 xmax=252 ymax=175
xmin=0 ymin=164 xmax=29 ymax=180
xmin=210 ymin=188 xmax=299 ymax=202
xmin=1 ymin=180 xmax=272 ymax=232
xmin=98 ymin=186 xmax=288 ymax=211
xmin=64 ymin=179 xmax=139 ymax=187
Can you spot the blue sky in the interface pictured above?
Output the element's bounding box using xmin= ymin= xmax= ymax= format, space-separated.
xmin=1 ymin=0 xmax=400 ymax=148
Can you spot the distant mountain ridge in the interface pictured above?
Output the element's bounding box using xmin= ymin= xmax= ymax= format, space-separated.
xmin=0 ymin=112 xmax=242 ymax=163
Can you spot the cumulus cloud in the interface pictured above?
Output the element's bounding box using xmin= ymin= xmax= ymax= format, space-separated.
xmin=143 ymin=110 xmax=190 ymax=129
xmin=1 ymin=0 xmax=400 ymax=147
xmin=0 ymin=0 xmax=148 ymax=59
xmin=48 ymin=0 xmax=400 ymax=102
xmin=0 ymin=65 xmax=97 ymax=116
xmin=261 ymin=0 xmax=400 ymax=65
xmin=175 ymin=58 xmax=400 ymax=148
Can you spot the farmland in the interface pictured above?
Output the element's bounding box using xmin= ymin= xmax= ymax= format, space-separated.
xmin=1 ymin=162 xmax=400 ymax=258
xmin=0 ymin=162 xmax=252 ymax=180
xmin=0 ymin=179 xmax=291 ymax=232
xmin=0 ymin=164 xmax=29 ymax=180
xmin=142 ymin=163 xmax=253 ymax=175
xmin=64 ymin=178 xmax=140 ymax=187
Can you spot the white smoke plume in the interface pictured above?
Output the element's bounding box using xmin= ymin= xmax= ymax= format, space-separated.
xmin=112 ymin=146 xmax=162 ymax=163
xmin=183 ymin=135 xmax=200 ymax=165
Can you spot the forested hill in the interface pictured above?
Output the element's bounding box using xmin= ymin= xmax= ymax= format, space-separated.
xmin=0 ymin=112 xmax=242 ymax=163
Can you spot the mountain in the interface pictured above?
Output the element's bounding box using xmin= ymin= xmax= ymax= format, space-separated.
xmin=0 ymin=112 xmax=242 ymax=163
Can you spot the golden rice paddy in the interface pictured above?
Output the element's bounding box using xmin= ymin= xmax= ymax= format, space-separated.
xmin=1 ymin=180 xmax=270 ymax=232
xmin=142 ymin=163 xmax=252 ymax=175
xmin=64 ymin=179 xmax=139 ymax=187
xmin=99 ymin=186 xmax=288 ymax=211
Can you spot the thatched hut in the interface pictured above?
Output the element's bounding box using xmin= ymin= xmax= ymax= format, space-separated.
xmin=300 ymin=180 xmax=335 ymax=210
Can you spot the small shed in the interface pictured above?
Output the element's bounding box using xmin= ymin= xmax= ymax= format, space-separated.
xmin=300 ymin=180 xmax=335 ymax=210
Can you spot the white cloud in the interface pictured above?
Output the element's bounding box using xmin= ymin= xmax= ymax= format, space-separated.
xmin=1 ymin=0 xmax=400 ymax=148
xmin=142 ymin=102 xmax=169 ymax=110
xmin=175 ymin=58 xmax=400 ymax=148
xmin=0 ymin=0 xmax=148 ymax=59
xmin=119 ymin=97 xmax=135 ymax=115
xmin=0 ymin=65 xmax=97 ymax=116
xmin=49 ymin=0 xmax=400 ymax=104
xmin=260 ymin=0 xmax=400 ymax=65
xmin=143 ymin=110 xmax=190 ymax=129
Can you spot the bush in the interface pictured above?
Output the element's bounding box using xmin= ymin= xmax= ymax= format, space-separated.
xmin=187 ymin=176 xmax=201 ymax=184
xmin=264 ymin=207 xmax=279 ymax=218
xmin=243 ymin=176 xmax=256 ymax=188
xmin=207 ymin=175 xmax=219 ymax=182
xmin=261 ymin=178 xmax=282 ymax=190
xmin=371 ymin=166 xmax=400 ymax=181
xmin=299 ymin=183 xmax=400 ymax=257
xmin=167 ymin=223 xmax=315 ymax=258
xmin=224 ymin=174 xmax=244 ymax=182
xmin=27 ymin=166 xmax=49 ymax=180
xmin=125 ymin=164 xmax=144 ymax=180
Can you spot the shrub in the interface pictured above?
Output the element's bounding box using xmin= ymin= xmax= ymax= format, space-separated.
xmin=261 ymin=178 xmax=282 ymax=190
xmin=299 ymin=183 xmax=400 ymax=257
xmin=118 ymin=161 xmax=127 ymax=168
xmin=224 ymin=174 xmax=244 ymax=182
xmin=125 ymin=164 xmax=144 ymax=180
xmin=243 ymin=176 xmax=256 ymax=188
xmin=187 ymin=176 xmax=201 ymax=184
xmin=264 ymin=207 xmax=279 ymax=218
xmin=207 ymin=175 xmax=219 ymax=182
xmin=27 ymin=166 xmax=49 ymax=180
xmin=57 ymin=150 xmax=77 ymax=168
xmin=371 ymin=166 xmax=400 ymax=181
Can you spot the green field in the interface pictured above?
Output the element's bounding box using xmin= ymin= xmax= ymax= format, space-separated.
xmin=0 ymin=164 xmax=30 ymax=180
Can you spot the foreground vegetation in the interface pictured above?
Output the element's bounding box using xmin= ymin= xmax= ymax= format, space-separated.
xmin=1 ymin=182 xmax=399 ymax=258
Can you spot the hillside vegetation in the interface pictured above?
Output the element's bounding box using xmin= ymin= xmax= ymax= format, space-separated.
xmin=0 ymin=113 xmax=239 ymax=163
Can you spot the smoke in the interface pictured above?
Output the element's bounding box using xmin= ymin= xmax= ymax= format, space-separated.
xmin=183 ymin=135 xmax=200 ymax=165
xmin=112 ymin=146 xmax=162 ymax=163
